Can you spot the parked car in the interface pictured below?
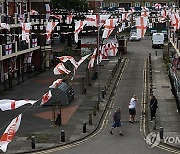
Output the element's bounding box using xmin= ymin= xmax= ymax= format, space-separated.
xmin=129 ymin=32 xmax=141 ymax=41
xmin=152 ymin=33 xmax=164 ymax=48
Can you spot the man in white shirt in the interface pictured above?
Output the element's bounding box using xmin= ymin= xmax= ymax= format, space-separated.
xmin=128 ymin=95 xmax=138 ymax=123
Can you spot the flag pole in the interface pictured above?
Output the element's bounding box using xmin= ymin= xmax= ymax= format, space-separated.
xmin=97 ymin=13 xmax=100 ymax=108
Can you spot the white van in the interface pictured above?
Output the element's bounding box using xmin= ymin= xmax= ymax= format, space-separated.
xmin=152 ymin=33 xmax=164 ymax=48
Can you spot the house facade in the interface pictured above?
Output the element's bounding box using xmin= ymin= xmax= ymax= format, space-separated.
xmin=92 ymin=0 xmax=179 ymax=10
xmin=0 ymin=0 xmax=53 ymax=92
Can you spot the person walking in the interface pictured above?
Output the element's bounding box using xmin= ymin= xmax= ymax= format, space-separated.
xmin=150 ymin=95 xmax=158 ymax=121
xmin=110 ymin=108 xmax=123 ymax=136
xmin=128 ymin=95 xmax=138 ymax=123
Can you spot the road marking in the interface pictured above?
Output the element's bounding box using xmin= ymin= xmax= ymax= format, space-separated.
xmin=33 ymin=59 xmax=128 ymax=154
xmin=141 ymin=58 xmax=180 ymax=153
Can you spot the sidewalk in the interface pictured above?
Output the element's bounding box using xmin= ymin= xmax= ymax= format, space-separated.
xmin=0 ymin=56 xmax=124 ymax=154
xmin=151 ymin=54 xmax=180 ymax=148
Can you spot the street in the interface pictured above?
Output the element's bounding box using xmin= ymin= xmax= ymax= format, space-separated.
xmin=42 ymin=37 xmax=171 ymax=154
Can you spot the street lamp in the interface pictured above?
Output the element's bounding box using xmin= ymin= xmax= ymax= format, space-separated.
xmin=97 ymin=14 xmax=100 ymax=106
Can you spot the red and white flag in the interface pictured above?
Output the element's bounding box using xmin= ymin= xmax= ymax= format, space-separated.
xmin=73 ymin=54 xmax=91 ymax=75
xmin=154 ymin=3 xmax=161 ymax=9
xmin=135 ymin=16 xmax=148 ymax=38
xmin=121 ymin=13 xmax=130 ymax=22
xmin=32 ymin=38 xmax=37 ymax=47
xmin=108 ymin=42 xmax=118 ymax=56
xmin=46 ymin=22 xmax=58 ymax=44
xmin=40 ymin=90 xmax=52 ymax=106
xmin=102 ymin=18 xmax=118 ymax=39
xmin=45 ymin=4 xmax=51 ymax=19
xmin=101 ymin=45 xmax=108 ymax=60
xmin=58 ymin=56 xmax=78 ymax=69
xmin=0 ymin=99 xmax=37 ymax=111
xmin=77 ymin=54 xmax=91 ymax=66
xmin=51 ymin=14 xmax=63 ymax=23
xmin=53 ymin=63 xmax=71 ymax=75
xmin=5 ymin=44 xmax=12 ymax=55
xmin=86 ymin=15 xmax=99 ymax=27
xmin=21 ymin=23 xmax=31 ymax=43
xmin=0 ymin=114 xmax=22 ymax=152
xmin=161 ymin=9 xmax=168 ymax=19
xmin=129 ymin=7 xmax=135 ymax=14
xmin=88 ymin=48 xmax=97 ymax=69
xmin=66 ymin=14 xmax=73 ymax=24
xmin=30 ymin=9 xmax=39 ymax=15
xmin=74 ymin=20 xmax=86 ymax=43
xmin=49 ymin=79 xmax=63 ymax=88
xmin=99 ymin=14 xmax=111 ymax=27
xmin=171 ymin=12 xmax=180 ymax=31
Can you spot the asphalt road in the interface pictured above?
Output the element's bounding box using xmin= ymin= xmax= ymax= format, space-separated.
xmin=49 ymin=37 xmax=171 ymax=154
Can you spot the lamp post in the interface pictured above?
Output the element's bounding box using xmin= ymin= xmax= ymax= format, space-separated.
xmin=97 ymin=14 xmax=100 ymax=105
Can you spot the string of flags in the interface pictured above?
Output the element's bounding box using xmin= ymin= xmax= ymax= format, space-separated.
xmin=0 ymin=3 xmax=179 ymax=152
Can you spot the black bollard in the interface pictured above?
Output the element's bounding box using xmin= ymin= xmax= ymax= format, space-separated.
xmin=31 ymin=136 xmax=36 ymax=149
xmin=83 ymin=122 xmax=86 ymax=133
xmin=102 ymin=90 xmax=105 ymax=99
xmin=96 ymin=101 xmax=99 ymax=111
xmin=93 ymin=106 xmax=96 ymax=116
xmin=160 ymin=127 xmax=163 ymax=139
xmin=61 ymin=130 xmax=65 ymax=142
xmin=89 ymin=114 xmax=92 ymax=125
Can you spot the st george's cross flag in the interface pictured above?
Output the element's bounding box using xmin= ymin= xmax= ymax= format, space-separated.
xmin=88 ymin=48 xmax=97 ymax=69
xmin=21 ymin=23 xmax=31 ymax=43
xmin=0 ymin=114 xmax=22 ymax=152
xmin=0 ymin=99 xmax=37 ymax=111
xmin=102 ymin=18 xmax=118 ymax=39
xmin=40 ymin=90 xmax=52 ymax=106
xmin=46 ymin=22 xmax=58 ymax=44
xmin=49 ymin=79 xmax=63 ymax=89
xmin=58 ymin=56 xmax=78 ymax=69
xmin=53 ymin=63 xmax=71 ymax=75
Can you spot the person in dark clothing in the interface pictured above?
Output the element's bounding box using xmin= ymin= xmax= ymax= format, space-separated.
xmin=110 ymin=108 xmax=123 ymax=136
xmin=150 ymin=95 xmax=158 ymax=121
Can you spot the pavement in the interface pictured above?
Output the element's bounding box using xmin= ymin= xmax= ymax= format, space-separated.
xmin=149 ymin=52 xmax=180 ymax=148
xmin=0 ymin=54 xmax=124 ymax=154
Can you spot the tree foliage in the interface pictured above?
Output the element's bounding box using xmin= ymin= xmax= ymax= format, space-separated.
xmin=51 ymin=0 xmax=88 ymax=11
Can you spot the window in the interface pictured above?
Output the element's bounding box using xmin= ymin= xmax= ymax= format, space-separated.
xmin=135 ymin=2 xmax=140 ymax=7
xmin=110 ymin=2 xmax=116 ymax=7
xmin=100 ymin=1 xmax=105 ymax=8
xmin=170 ymin=2 xmax=175 ymax=7
xmin=0 ymin=2 xmax=4 ymax=14
xmin=145 ymin=2 xmax=150 ymax=7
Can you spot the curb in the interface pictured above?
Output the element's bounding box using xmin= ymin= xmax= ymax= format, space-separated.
xmin=16 ymin=58 xmax=127 ymax=154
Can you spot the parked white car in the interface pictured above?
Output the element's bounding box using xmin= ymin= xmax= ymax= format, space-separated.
xmin=152 ymin=33 xmax=164 ymax=48
xmin=129 ymin=32 xmax=141 ymax=41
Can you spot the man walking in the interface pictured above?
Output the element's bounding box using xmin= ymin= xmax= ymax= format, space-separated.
xmin=110 ymin=108 xmax=123 ymax=136
xmin=128 ymin=95 xmax=138 ymax=123
xmin=150 ymin=95 xmax=158 ymax=121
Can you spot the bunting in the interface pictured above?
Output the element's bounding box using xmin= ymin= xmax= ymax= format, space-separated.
xmin=0 ymin=114 xmax=22 ymax=152
xmin=40 ymin=90 xmax=52 ymax=106
xmin=53 ymin=63 xmax=71 ymax=75
xmin=0 ymin=99 xmax=37 ymax=111
xmin=102 ymin=18 xmax=118 ymax=39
